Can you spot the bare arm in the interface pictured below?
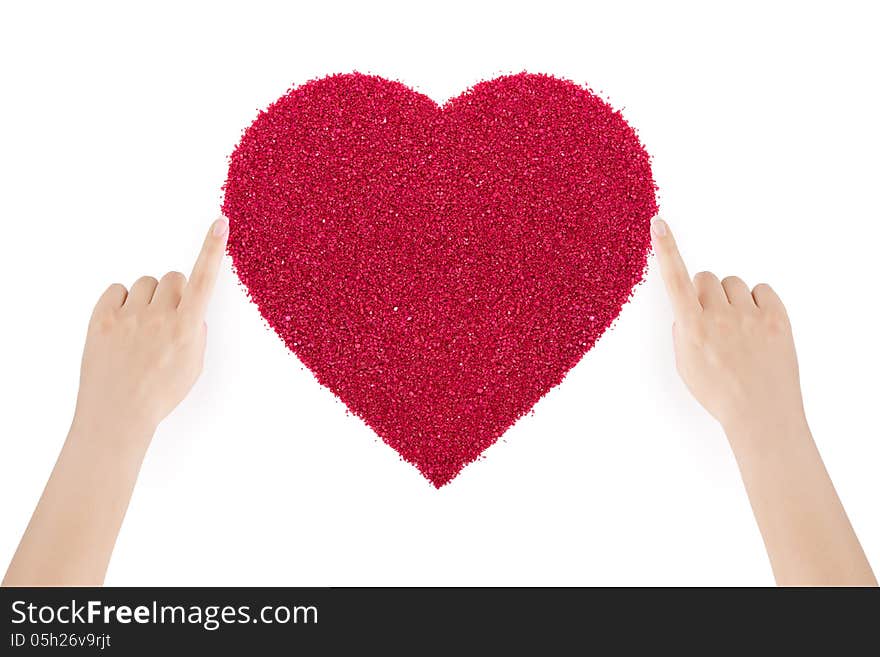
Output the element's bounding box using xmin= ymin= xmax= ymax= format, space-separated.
xmin=651 ymin=218 xmax=876 ymax=586
xmin=2 ymin=217 xmax=228 ymax=586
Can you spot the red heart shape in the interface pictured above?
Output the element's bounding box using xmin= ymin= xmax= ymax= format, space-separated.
xmin=223 ymin=73 xmax=656 ymax=486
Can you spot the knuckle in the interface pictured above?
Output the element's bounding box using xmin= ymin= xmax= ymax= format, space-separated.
xmin=155 ymin=345 xmax=177 ymax=369
xmin=118 ymin=311 xmax=139 ymax=332
xmin=134 ymin=275 xmax=159 ymax=288
xmin=763 ymin=310 xmax=790 ymax=333
xmin=106 ymin=282 xmax=127 ymax=295
xmin=689 ymin=320 xmax=709 ymax=344
xmin=172 ymin=321 xmax=196 ymax=344
xmin=710 ymin=312 xmax=732 ymax=332
xmin=741 ymin=309 xmax=759 ymax=325
xmin=721 ymin=275 xmax=744 ymax=286
xmin=753 ymin=283 xmax=786 ymax=310
xmin=144 ymin=313 xmax=166 ymax=331
xmin=161 ymin=271 xmax=186 ymax=285
xmin=740 ymin=314 xmax=761 ymax=336
xmin=90 ymin=311 xmax=117 ymax=334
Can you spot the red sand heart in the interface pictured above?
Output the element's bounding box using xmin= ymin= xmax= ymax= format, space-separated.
xmin=223 ymin=73 xmax=656 ymax=486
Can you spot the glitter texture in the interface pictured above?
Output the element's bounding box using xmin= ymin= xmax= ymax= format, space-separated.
xmin=223 ymin=73 xmax=656 ymax=487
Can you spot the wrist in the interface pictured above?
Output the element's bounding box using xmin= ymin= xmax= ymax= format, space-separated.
xmin=722 ymin=407 xmax=811 ymax=463
xmin=68 ymin=409 xmax=156 ymax=463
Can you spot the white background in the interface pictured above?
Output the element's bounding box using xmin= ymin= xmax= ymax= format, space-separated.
xmin=1 ymin=0 xmax=877 ymax=586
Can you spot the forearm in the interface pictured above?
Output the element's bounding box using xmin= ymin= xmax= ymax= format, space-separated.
xmin=727 ymin=415 xmax=877 ymax=586
xmin=2 ymin=416 xmax=152 ymax=586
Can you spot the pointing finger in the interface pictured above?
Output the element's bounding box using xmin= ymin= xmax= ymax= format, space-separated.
xmin=651 ymin=218 xmax=700 ymax=321
xmin=180 ymin=217 xmax=228 ymax=322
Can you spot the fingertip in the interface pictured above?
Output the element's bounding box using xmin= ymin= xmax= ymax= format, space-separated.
xmin=651 ymin=217 xmax=668 ymax=239
xmin=212 ymin=216 xmax=229 ymax=239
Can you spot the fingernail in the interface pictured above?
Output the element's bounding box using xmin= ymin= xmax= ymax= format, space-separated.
xmin=212 ymin=217 xmax=229 ymax=238
xmin=651 ymin=218 xmax=667 ymax=238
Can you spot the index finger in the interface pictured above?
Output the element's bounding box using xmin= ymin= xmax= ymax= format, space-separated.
xmin=651 ymin=218 xmax=700 ymax=320
xmin=180 ymin=216 xmax=229 ymax=321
